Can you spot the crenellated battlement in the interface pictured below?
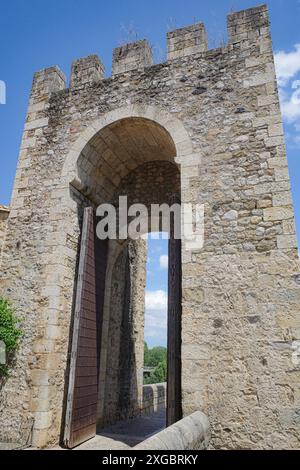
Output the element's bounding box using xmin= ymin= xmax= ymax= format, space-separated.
xmin=31 ymin=4 xmax=271 ymax=95
xmin=227 ymin=4 xmax=269 ymax=44
xmin=167 ymin=22 xmax=208 ymax=59
xmin=31 ymin=65 xmax=66 ymax=99
xmin=70 ymin=55 xmax=105 ymax=88
xmin=112 ymin=39 xmax=153 ymax=76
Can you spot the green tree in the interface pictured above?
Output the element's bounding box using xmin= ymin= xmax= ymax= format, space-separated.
xmin=0 ymin=297 xmax=22 ymax=377
xmin=144 ymin=359 xmax=167 ymax=384
xmin=145 ymin=345 xmax=167 ymax=367
xmin=144 ymin=343 xmax=167 ymax=384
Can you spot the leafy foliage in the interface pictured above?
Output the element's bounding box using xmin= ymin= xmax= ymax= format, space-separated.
xmin=144 ymin=360 xmax=167 ymax=385
xmin=0 ymin=297 xmax=22 ymax=377
xmin=144 ymin=342 xmax=167 ymax=368
xmin=144 ymin=342 xmax=167 ymax=384
xmin=144 ymin=341 xmax=150 ymax=366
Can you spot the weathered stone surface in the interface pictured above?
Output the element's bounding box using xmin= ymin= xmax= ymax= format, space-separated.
xmin=167 ymin=23 xmax=208 ymax=60
xmin=112 ymin=40 xmax=152 ymax=75
xmin=0 ymin=206 xmax=9 ymax=258
xmin=70 ymin=55 xmax=104 ymax=88
xmin=99 ymin=239 xmax=147 ymax=427
xmin=223 ymin=210 xmax=238 ymax=221
xmin=263 ymin=207 xmax=294 ymax=222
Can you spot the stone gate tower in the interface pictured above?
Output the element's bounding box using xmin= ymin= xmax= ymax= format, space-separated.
xmin=0 ymin=5 xmax=299 ymax=449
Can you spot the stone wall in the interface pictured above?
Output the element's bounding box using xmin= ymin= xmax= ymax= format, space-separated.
xmin=100 ymin=239 xmax=147 ymax=427
xmin=134 ymin=411 xmax=210 ymax=450
xmin=0 ymin=206 xmax=9 ymax=259
xmin=167 ymin=23 xmax=208 ymax=60
xmin=0 ymin=3 xmax=299 ymax=449
xmin=141 ymin=383 xmax=167 ymax=416
xmin=114 ymin=161 xmax=180 ymax=208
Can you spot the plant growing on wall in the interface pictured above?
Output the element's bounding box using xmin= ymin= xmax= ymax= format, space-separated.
xmin=0 ymin=297 xmax=22 ymax=378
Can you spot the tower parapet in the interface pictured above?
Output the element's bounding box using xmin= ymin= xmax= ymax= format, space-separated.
xmin=1 ymin=3 xmax=299 ymax=451
xmin=227 ymin=4 xmax=270 ymax=45
xmin=167 ymin=23 xmax=208 ymax=60
xmin=31 ymin=66 xmax=66 ymax=100
xmin=112 ymin=39 xmax=153 ymax=75
xmin=70 ymin=55 xmax=104 ymax=88
xmin=28 ymin=5 xmax=272 ymax=89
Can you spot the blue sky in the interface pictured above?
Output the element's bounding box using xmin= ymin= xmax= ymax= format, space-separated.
xmin=145 ymin=236 xmax=168 ymax=348
xmin=0 ymin=0 xmax=300 ymax=347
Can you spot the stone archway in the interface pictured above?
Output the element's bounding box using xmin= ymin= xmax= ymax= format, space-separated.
xmin=55 ymin=105 xmax=193 ymax=448
xmin=61 ymin=104 xmax=193 ymax=185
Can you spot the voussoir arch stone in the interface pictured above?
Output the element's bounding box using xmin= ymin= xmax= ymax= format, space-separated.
xmin=61 ymin=103 xmax=194 ymax=182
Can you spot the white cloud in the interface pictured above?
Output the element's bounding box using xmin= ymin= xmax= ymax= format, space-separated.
xmin=145 ymin=311 xmax=167 ymax=331
xmin=293 ymin=134 xmax=300 ymax=147
xmin=274 ymin=44 xmax=300 ymax=87
xmin=144 ymin=315 xmax=167 ymax=345
xmin=145 ymin=290 xmax=167 ymax=310
xmin=280 ymin=80 xmax=300 ymax=123
xmin=275 ymin=44 xmax=300 ymax=148
xmin=145 ymin=290 xmax=168 ymax=346
xmin=159 ymin=254 xmax=168 ymax=269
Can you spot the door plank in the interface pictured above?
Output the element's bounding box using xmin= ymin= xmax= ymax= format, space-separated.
xmin=167 ymin=196 xmax=182 ymax=426
xmin=64 ymin=207 xmax=108 ymax=448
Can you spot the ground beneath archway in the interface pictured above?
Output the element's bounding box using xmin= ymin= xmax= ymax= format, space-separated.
xmin=73 ymin=408 xmax=166 ymax=450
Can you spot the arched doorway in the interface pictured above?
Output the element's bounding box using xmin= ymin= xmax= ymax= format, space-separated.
xmin=61 ymin=109 xmax=190 ymax=448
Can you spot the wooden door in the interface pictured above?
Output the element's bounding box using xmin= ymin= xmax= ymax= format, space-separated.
xmin=64 ymin=207 xmax=108 ymax=448
xmin=167 ymin=197 xmax=182 ymax=426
